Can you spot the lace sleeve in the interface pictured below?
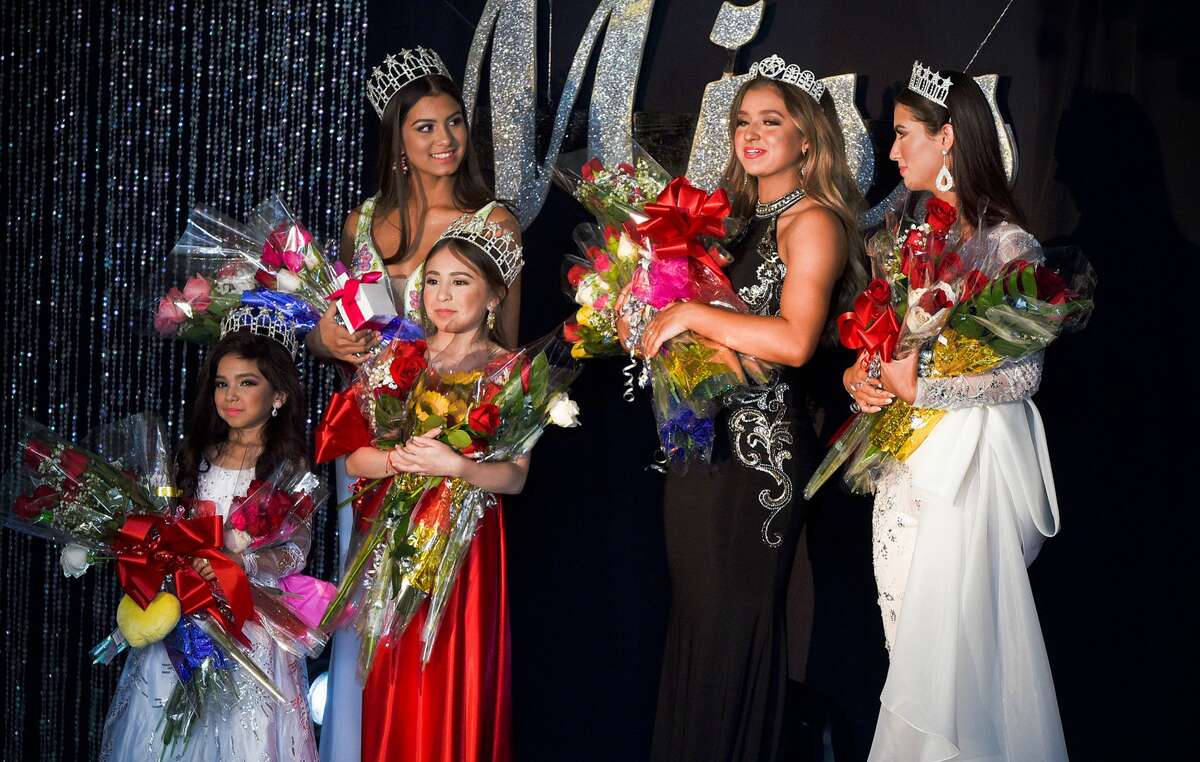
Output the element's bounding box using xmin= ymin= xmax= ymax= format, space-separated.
xmin=242 ymin=521 xmax=311 ymax=586
xmin=914 ymin=352 xmax=1043 ymax=410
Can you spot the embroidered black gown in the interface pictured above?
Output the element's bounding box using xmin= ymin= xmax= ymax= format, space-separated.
xmin=650 ymin=201 xmax=820 ymax=762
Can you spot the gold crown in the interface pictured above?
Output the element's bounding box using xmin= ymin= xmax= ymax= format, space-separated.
xmin=367 ymin=48 xmax=452 ymax=118
xmin=436 ymin=203 xmax=523 ymax=286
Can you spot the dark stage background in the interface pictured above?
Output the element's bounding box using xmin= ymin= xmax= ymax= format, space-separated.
xmin=2 ymin=0 xmax=1196 ymax=759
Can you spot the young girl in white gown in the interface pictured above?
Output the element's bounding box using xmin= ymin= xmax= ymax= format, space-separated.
xmin=101 ymin=319 xmax=318 ymax=761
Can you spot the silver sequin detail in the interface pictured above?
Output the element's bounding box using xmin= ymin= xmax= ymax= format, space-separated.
xmin=753 ymin=186 xmax=806 ymax=218
xmin=462 ymin=0 xmax=656 ymax=228
xmin=727 ymin=383 xmax=794 ymax=548
xmin=737 ymin=215 xmax=788 ymax=315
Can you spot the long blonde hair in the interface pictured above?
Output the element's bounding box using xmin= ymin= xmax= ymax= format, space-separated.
xmin=720 ymin=77 xmax=867 ymax=338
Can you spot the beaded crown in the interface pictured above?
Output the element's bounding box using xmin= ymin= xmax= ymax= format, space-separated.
xmin=908 ymin=60 xmax=952 ymax=108
xmin=747 ymin=54 xmax=825 ymax=102
xmin=219 ymin=306 xmax=301 ymax=358
xmin=436 ymin=203 xmax=523 ymax=287
xmin=367 ymin=48 xmax=452 ymax=118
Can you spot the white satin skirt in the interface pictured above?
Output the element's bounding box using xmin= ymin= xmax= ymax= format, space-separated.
xmin=869 ymin=399 xmax=1068 ymax=761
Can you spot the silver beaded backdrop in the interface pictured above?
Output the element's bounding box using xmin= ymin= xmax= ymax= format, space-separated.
xmin=0 ymin=0 xmax=367 ymax=757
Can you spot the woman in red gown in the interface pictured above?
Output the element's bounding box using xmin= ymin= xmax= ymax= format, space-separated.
xmin=316 ymin=207 xmax=527 ymax=762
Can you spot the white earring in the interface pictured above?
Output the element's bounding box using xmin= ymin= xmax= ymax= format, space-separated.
xmin=271 ymin=401 xmax=281 ymax=418
xmin=935 ymin=149 xmax=955 ymax=192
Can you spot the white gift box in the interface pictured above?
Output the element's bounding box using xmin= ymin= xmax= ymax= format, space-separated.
xmin=332 ymin=268 xmax=397 ymax=332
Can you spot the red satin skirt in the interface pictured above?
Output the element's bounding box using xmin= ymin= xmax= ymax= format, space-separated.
xmin=361 ymin=503 xmax=512 ymax=762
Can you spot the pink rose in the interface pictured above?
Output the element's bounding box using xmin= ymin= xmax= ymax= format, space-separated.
xmin=182 ymin=275 xmax=212 ymax=312
xmin=593 ymin=253 xmax=612 ymax=273
xmin=153 ymin=292 xmax=187 ymax=336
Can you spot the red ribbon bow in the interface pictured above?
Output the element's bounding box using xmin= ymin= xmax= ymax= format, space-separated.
xmin=314 ymin=387 xmax=372 ymax=464
xmin=837 ymin=279 xmax=901 ymax=361
xmin=114 ymin=514 xmax=256 ymax=644
xmin=329 ymin=271 xmax=385 ymax=330
xmin=635 ymin=177 xmax=732 ymax=285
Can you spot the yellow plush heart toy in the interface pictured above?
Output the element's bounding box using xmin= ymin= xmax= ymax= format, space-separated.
xmin=116 ymin=592 xmax=181 ymax=647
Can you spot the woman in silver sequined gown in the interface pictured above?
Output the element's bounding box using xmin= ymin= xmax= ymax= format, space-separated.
xmin=639 ymin=71 xmax=866 ymax=762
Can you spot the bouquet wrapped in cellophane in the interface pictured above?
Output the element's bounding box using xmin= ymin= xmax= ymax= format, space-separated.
xmin=156 ymin=462 xmax=330 ymax=754
xmin=318 ymin=332 xmax=580 ymax=672
xmin=558 ymin=158 xmax=775 ymax=465
xmin=803 ymin=197 xmax=1095 ymax=498
xmin=153 ymin=194 xmax=335 ymax=342
xmin=5 ymin=415 xmax=328 ymax=756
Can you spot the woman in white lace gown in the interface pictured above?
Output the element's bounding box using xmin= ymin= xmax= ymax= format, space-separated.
xmin=101 ymin=327 xmax=318 ymax=761
xmin=845 ymin=65 xmax=1068 ymax=761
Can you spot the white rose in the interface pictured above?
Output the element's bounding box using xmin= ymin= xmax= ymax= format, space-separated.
xmin=617 ymin=232 xmax=642 ymax=262
xmin=275 ymin=269 xmax=302 ymax=293
xmin=59 ymin=544 xmax=91 ymax=578
xmin=574 ymin=276 xmax=598 ymax=307
xmin=547 ymin=394 xmax=581 ymax=428
xmin=224 ymin=528 xmax=253 ymax=554
xmin=904 ymin=283 xmax=955 ymax=335
xmin=303 ymin=246 xmax=321 ymax=269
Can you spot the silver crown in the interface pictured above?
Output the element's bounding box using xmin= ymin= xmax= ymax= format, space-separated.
xmin=367 ymin=48 xmax=452 ymax=118
xmin=436 ymin=203 xmax=523 ymax=287
xmin=748 ymin=54 xmax=825 ymax=102
xmin=908 ymin=60 xmax=952 ymax=108
xmin=220 ymin=306 xmax=301 ymax=358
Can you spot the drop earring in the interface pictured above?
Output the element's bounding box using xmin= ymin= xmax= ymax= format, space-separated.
xmin=399 ymin=152 xmax=409 ymax=175
xmin=271 ymin=401 xmax=281 ymax=418
xmin=935 ymin=149 xmax=955 ymax=192
xmin=486 ymin=307 xmax=496 ymax=331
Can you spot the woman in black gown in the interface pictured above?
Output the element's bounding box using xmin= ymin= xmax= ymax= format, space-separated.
xmin=637 ymin=62 xmax=866 ymax=761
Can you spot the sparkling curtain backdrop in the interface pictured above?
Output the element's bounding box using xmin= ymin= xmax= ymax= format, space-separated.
xmin=0 ymin=1 xmax=367 ymax=757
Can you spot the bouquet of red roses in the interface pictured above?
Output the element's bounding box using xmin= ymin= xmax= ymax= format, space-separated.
xmin=804 ymin=200 xmax=1095 ymax=498
xmin=316 ymin=333 xmax=580 ymax=671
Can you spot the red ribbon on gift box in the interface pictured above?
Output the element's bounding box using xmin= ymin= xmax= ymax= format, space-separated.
xmin=329 ymin=271 xmax=385 ymax=331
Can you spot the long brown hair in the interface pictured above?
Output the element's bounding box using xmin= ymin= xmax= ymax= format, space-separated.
xmin=174 ymin=331 xmax=308 ymax=497
xmin=895 ymin=70 xmax=1024 ymax=229
xmin=720 ymin=77 xmax=868 ymax=340
xmin=375 ymin=74 xmax=492 ymax=266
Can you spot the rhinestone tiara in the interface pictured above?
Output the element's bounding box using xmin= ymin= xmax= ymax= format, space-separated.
xmin=367 ymin=47 xmax=452 ymax=119
xmin=436 ymin=203 xmax=523 ymax=287
xmin=908 ymin=60 xmax=952 ymax=108
xmin=219 ymin=306 xmax=301 ymax=358
xmin=747 ymin=54 xmax=825 ymax=103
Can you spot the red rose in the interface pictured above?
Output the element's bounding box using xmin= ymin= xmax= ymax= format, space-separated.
xmin=467 ymin=403 xmax=501 ymax=437
xmin=519 ymin=361 xmax=531 ymax=393
xmin=580 ymin=158 xmax=603 ymax=182
xmin=902 ymin=228 xmax=925 ymax=254
xmin=229 ymin=480 xmax=294 ymax=537
xmin=292 ymin=492 xmax=316 ymax=521
xmin=864 ymin=278 xmax=891 ymax=305
xmin=1035 ymin=266 xmax=1071 ymax=305
xmin=935 ymin=251 xmax=963 ymax=282
xmin=480 ymin=382 xmax=504 ymax=404
xmin=602 ymin=225 xmax=619 ymax=244
xmin=593 ymin=253 xmax=612 ymax=273
xmin=616 ymin=162 xmax=636 ymax=176
xmin=461 ymin=438 xmax=486 ymax=456
xmin=389 ymin=340 xmax=428 ymax=393
xmin=22 ymin=438 xmax=51 ymax=470
xmin=925 ymin=197 xmax=957 ymax=232
xmin=917 ymin=288 xmax=953 ymax=314
xmin=961 ymin=270 xmax=989 ymax=302
xmin=254 ymin=269 xmax=277 ymax=289
xmin=566 ymin=265 xmax=588 ymax=288
xmin=562 ymin=320 xmax=583 ymax=343
xmin=14 ymin=485 xmax=59 ymax=519
xmin=59 ymin=448 xmax=90 ymax=483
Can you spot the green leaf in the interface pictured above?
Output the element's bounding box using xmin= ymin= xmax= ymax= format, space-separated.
xmin=528 ymin=352 xmax=550 ymax=409
xmin=444 ymin=429 xmax=473 ymax=450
